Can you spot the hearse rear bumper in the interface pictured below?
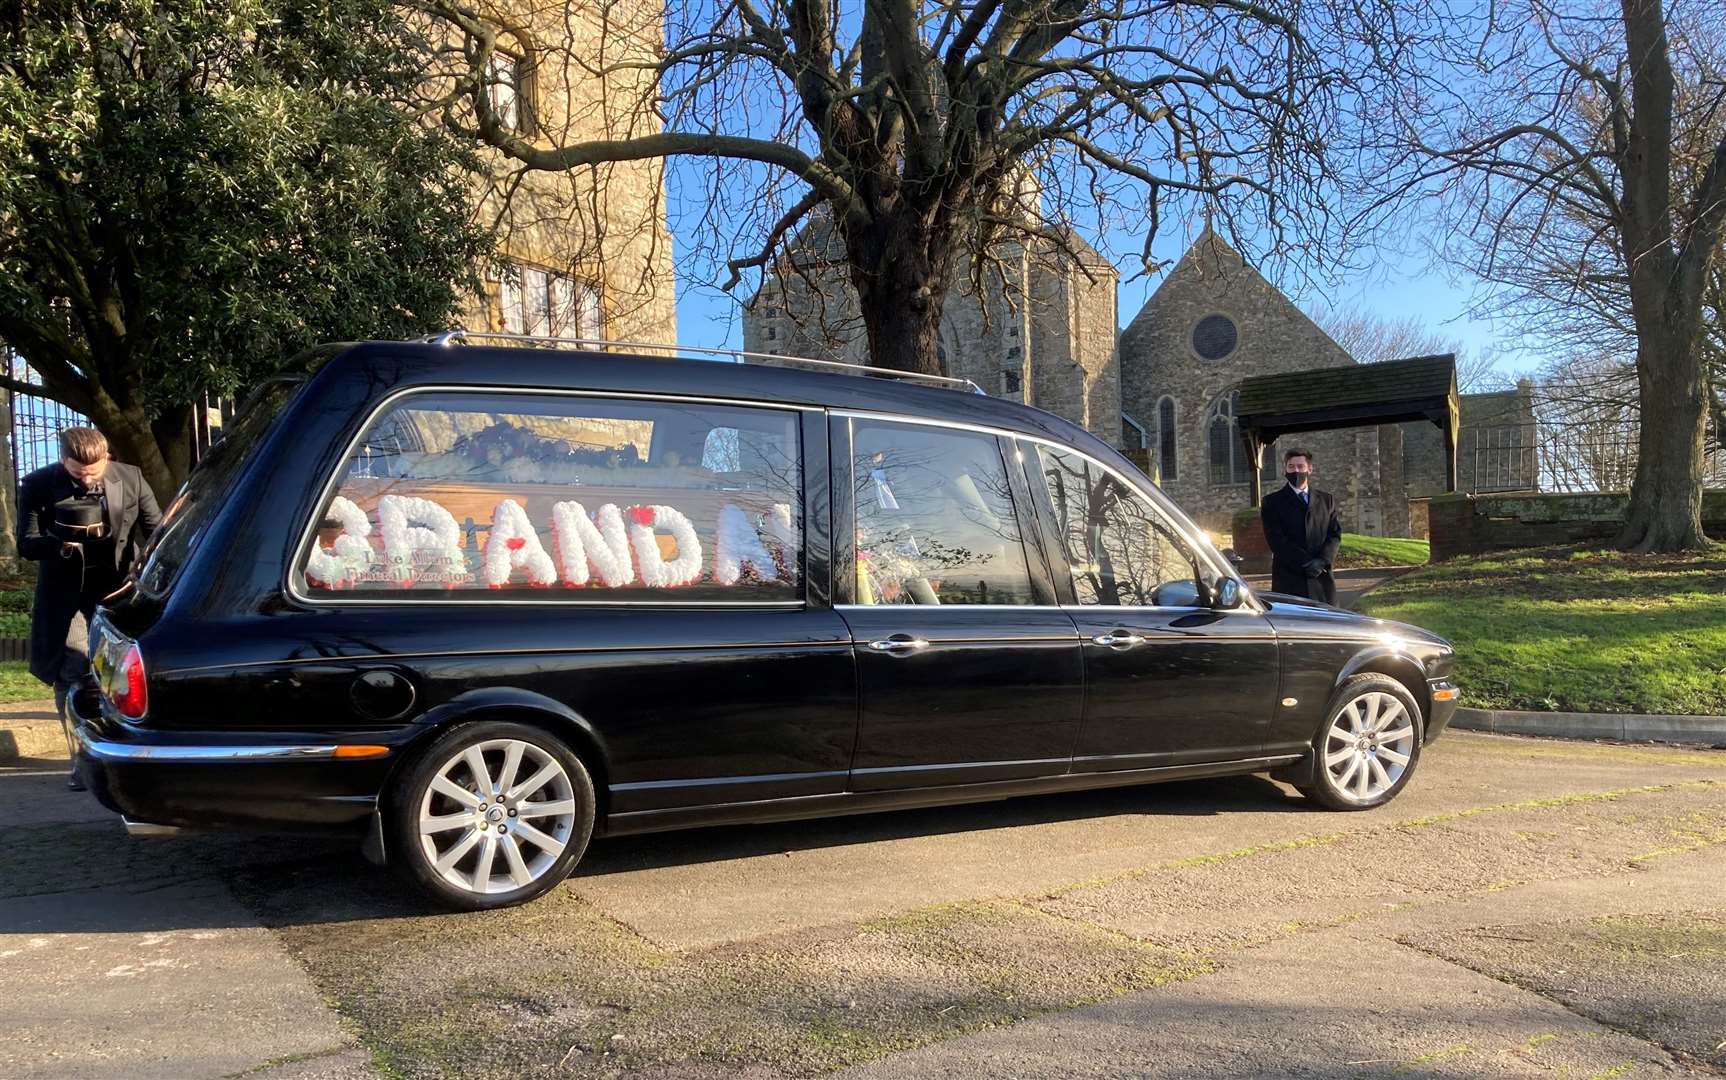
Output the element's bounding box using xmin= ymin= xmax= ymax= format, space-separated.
xmin=75 ymin=718 xmax=414 ymax=832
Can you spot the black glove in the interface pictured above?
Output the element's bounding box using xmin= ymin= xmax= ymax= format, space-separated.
xmin=1303 ymin=558 xmax=1325 ymax=578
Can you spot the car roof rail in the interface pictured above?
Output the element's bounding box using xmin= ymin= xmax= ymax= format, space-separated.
xmin=414 ymin=329 xmax=986 ymax=395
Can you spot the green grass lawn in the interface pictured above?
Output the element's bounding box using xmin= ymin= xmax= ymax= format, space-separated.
xmin=0 ymin=660 xmax=48 ymax=705
xmin=1335 ymin=533 xmax=1430 ymax=569
xmin=1357 ymin=545 xmax=1726 ymax=716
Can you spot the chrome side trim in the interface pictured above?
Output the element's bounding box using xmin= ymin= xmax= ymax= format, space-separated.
xmin=122 ymin=817 xmax=187 ymax=837
xmin=291 ymin=596 xmax=808 ymax=610
xmin=604 ymin=753 xmax=1311 ymax=835
xmin=834 ymin=603 xmax=1070 ymax=612
xmin=81 ymin=736 xmax=346 ymax=763
xmin=851 ymin=756 xmax=1071 ymax=777
xmin=159 ymin=638 xmax=853 ymax=677
xmin=612 ymin=768 xmax=850 ymax=792
xmin=854 ymin=636 xmax=1079 ymax=647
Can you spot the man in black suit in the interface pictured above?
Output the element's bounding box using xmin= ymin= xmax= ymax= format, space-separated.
xmin=1260 ymin=447 xmax=1342 ymax=605
xmin=18 ymin=427 xmax=161 ymax=787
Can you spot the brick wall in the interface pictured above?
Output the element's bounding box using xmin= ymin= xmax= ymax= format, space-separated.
xmin=1429 ymin=491 xmax=1726 ymax=560
xmin=1229 ymin=508 xmax=1273 ymax=574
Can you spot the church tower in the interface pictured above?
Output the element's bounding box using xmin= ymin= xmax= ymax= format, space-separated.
xmin=452 ymin=0 xmax=678 ymax=345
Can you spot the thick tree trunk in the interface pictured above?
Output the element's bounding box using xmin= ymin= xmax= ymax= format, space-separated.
xmin=845 ymin=213 xmax=950 ymax=377
xmin=1615 ymin=326 xmax=1711 ymax=551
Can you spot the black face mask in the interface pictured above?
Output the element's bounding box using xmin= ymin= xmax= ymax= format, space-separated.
xmin=1285 ymin=472 xmax=1308 ymax=488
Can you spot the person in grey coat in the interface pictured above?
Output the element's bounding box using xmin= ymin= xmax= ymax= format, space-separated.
xmin=17 ymin=427 xmax=161 ymax=788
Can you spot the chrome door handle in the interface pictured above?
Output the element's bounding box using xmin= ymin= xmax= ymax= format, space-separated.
xmin=867 ymin=636 xmax=929 ymax=655
xmin=1091 ymin=631 xmax=1146 ymax=650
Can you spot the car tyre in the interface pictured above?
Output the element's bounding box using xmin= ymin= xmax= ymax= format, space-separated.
xmin=1297 ymin=673 xmax=1424 ymax=811
xmin=389 ymin=720 xmax=595 ymax=910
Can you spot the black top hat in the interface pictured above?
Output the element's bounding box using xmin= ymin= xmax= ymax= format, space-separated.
xmin=53 ymin=495 xmax=108 ymax=539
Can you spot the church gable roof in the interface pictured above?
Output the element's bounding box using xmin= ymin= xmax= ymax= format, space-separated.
xmin=1119 ymin=226 xmax=1350 ymax=369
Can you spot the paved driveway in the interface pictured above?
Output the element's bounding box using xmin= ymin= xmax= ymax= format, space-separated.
xmin=3 ymin=732 xmax=1723 ymax=1079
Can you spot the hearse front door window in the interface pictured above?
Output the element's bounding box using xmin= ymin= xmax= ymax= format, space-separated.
xmin=850 ymin=420 xmax=1033 ymax=605
xmin=1038 ymin=444 xmax=1202 ymax=607
xmin=301 ymin=393 xmax=802 ymax=602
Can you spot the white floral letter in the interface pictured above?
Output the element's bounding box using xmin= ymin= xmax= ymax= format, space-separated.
xmin=305 ymin=496 xmax=375 ymax=588
xmin=549 ymin=501 xmax=635 ymax=587
xmin=714 ymin=504 xmax=780 ymax=586
xmin=377 ymin=495 xmax=467 ymax=584
xmin=628 ymin=505 xmax=703 ymax=588
xmin=482 ymin=499 xmax=556 ymax=588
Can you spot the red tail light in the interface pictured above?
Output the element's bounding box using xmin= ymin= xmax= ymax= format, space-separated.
xmin=111 ymin=643 xmax=148 ymax=719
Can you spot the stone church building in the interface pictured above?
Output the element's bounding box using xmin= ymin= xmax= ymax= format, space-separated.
xmin=745 ymin=223 xmax=1535 ymax=537
xmin=1119 ymin=228 xmax=1535 ymax=533
xmin=743 ymin=212 xmax=1121 ymax=444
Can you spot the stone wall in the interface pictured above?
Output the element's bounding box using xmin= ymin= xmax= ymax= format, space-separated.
xmin=1429 ymin=491 xmax=1726 ymax=560
xmin=1408 ymin=498 xmax=1431 ymax=540
xmin=1403 ymin=381 xmax=1539 ymax=497
xmin=1029 ymin=242 xmax=1121 ymax=446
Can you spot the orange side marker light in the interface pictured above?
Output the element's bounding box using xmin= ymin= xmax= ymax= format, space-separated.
xmin=333 ymin=744 xmax=391 ymax=759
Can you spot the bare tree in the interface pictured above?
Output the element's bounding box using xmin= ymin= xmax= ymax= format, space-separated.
xmin=1366 ymin=0 xmax=1726 ymax=551
xmin=1306 ymin=303 xmax=1510 ymax=392
xmin=422 ymin=0 xmax=1406 ymax=377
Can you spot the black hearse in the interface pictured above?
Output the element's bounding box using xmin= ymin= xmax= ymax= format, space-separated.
xmin=77 ymin=334 xmax=1458 ymax=909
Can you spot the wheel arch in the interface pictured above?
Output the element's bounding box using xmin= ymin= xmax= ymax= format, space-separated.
xmin=1335 ymin=649 xmax=1429 ymax=734
xmin=385 ymin=688 xmax=613 ymax=823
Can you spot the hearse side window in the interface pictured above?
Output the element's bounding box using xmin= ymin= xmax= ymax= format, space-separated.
xmin=1037 ymin=444 xmax=1203 ymax=607
xmin=138 ymin=378 xmax=303 ymax=597
xmin=300 ymin=393 xmax=802 ymax=602
xmin=850 ymin=420 xmax=1034 ymax=605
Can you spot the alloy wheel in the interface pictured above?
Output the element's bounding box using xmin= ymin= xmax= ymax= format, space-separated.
xmin=1322 ymin=691 xmax=1416 ymax=803
xmin=416 ymin=738 xmax=578 ymax=896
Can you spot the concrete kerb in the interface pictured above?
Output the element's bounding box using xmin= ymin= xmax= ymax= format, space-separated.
xmin=1 ymin=700 xmax=67 ymax=762
xmin=1452 ymin=706 xmax=1726 ymax=749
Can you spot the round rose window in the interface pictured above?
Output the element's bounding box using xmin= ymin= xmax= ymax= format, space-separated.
xmin=1192 ymin=314 xmax=1238 ymax=360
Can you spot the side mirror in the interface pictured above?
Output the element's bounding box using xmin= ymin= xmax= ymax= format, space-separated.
xmin=1212 ymin=575 xmax=1243 ymax=610
xmin=1221 ymin=547 xmax=1245 ymax=569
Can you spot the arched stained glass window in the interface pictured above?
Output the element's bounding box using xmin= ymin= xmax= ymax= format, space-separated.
xmin=1207 ymin=390 xmax=1256 ymax=486
xmin=1156 ymin=397 xmax=1178 ymax=482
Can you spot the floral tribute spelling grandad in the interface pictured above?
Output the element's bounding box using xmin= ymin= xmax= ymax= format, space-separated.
xmin=306 ymin=495 xmax=794 ymax=592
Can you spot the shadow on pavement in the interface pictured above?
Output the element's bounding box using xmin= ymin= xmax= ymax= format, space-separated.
xmin=578 ymin=771 xmax=1306 ymax=876
xmin=4 ymin=757 xmax=1308 ymax=933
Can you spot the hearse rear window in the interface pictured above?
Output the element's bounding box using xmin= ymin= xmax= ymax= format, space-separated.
xmin=300 ymin=392 xmax=803 ymax=602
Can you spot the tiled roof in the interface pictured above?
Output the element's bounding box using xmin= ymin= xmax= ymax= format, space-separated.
xmin=1237 ymin=354 xmax=1457 ymax=419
